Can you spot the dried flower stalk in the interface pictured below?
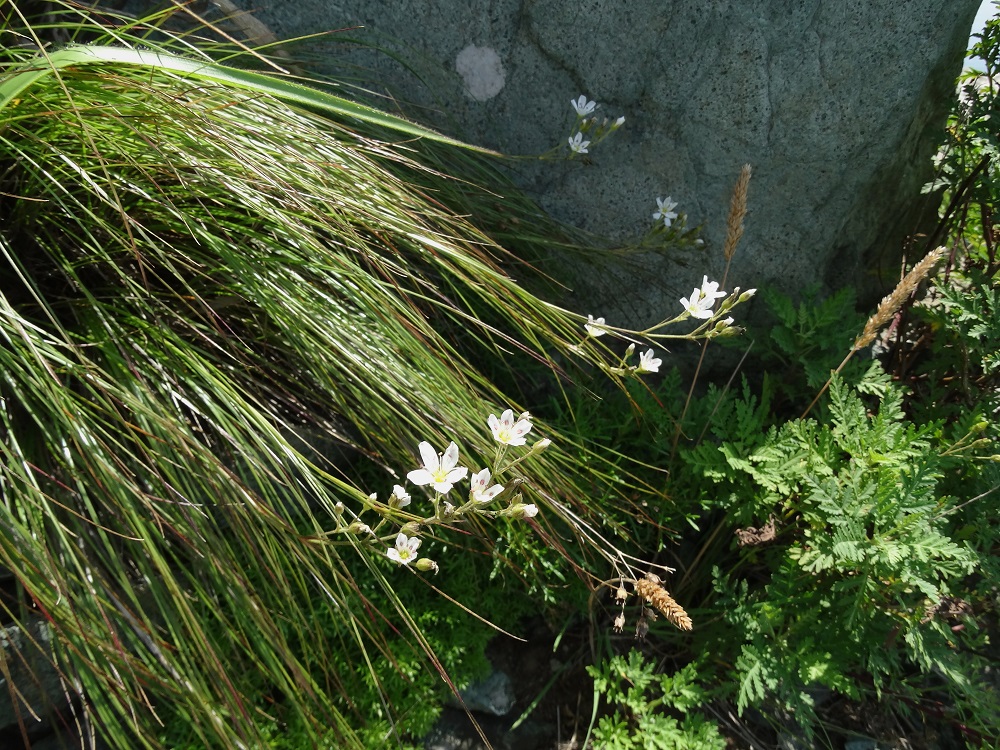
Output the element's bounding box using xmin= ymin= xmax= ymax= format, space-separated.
xmin=634 ymin=574 xmax=693 ymax=631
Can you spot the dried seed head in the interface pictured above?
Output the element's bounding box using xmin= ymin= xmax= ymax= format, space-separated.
xmin=615 ymin=582 xmax=629 ymax=602
xmin=634 ymin=575 xmax=693 ymax=631
xmin=613 ymin=613 xmax=626 ymax=632
xmin=635 ymin=616 xmax=650 ymax=640
xmin=723 ymin=163 xmax=752 ymax=262
xmin=854 ymin=247 xmax=947 ymax=351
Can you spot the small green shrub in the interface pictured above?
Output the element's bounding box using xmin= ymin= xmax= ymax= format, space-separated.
xmin=587 ymin=651 xmax=725 ymax=750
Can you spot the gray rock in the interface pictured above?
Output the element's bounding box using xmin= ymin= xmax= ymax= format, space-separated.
xmin=230 ymin=0 xmax=979 ymax=328
xmin=844 ymin=739 xmax=880 ymax=750
xmin=449 ymin=670 xmax=516 ymax=716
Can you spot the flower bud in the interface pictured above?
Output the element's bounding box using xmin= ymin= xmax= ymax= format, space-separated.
xmin=389 ymin=484 xmax=411 ymax=509
xmin=414 ymin=558 xmax=440 ymax=574
xmin=400 ymin=521 xmax=422 ymax=535
xmin=531 ymin=438 xmax=552 ymax=454
xmin=738 ymin=288 xmax=757 ymax=303
xmin=508 ymin=503 xmax=539 ymax=519
xmin=347 ymin=522 xmax=371 ymax=536
xmin=441 ymin=502 xmax=456 ymax=518
xmin=624 ymin=343 xmax=636 ymax=358
xmin=611 ymin=115 xmax=625 ymax=129
xmin=333 ymin=502 xmax=345 ymax=515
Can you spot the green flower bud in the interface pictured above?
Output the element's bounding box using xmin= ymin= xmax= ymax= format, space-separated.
xmin=400 ymin=521 xmax=422 ymax=535
xmin=414 ymin=558 xmax=440 ymax=574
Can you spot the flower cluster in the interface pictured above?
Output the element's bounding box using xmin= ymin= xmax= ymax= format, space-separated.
xmin=335 ymin=409 xmax=548 ymax=575
xmin=677 ymin=276 xmax=756 ymax=335
xmin=565 ymin=94 xmax=625 ymax=157
xmin=580 ymin=277 xmax=755 ymax=380
xmin=679 ymin=275 xmax=727 ymax=319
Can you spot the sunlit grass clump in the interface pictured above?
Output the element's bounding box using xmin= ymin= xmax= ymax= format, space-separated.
xmin=0 ymin=4 xmax=668 ymax=747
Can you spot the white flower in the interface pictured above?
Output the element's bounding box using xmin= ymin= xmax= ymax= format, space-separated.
xmin=568 ymin=132 xmax=590 ymax=154
xmin=488 ymin=409 xmax=533 ymax=446
xmin=406 ymin=441 xmax=468 ymax=494
xmin=470 ymin=468 xmax=505 ymax=503
xmin=613 ymin=115 xmax=626 ymax=128
xmin=653 ymin=196 xmax=679 ymax=228
xmin=571 ymin=95 xmax=597 ymax=116
xmin=585 ymin=314 xmax=607 ymax=337
xmin=389 ymin=484 xmax=411 ymax=509
xmin=522 ymin=504 xmax=538 ymax=518
xmin=637 ymin=349 xmax=662 ymax=374
xmin=386 ymin=532 xmax=421 ymax=565
xmin=679 ymin=276 xmax=727 ymax=319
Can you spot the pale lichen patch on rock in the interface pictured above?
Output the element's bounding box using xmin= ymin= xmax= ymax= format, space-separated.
xmin=455 ymin=44 xmax=506 ymax=101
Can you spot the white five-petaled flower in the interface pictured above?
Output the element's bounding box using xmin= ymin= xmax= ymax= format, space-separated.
xmin=386 ymin=532 xmax=421 ymax=565
xmin=488 ymin=409 xmax=533 ymax=446
xmin=568 ymin=132 xmax=590 ymax=154
xmin=585 ymin=314 xmax=607 ymax=337
xmin=571 ymin=95 xmax=597 ymax=116
xmin=653 ymin=196 xmax=679 ymax=228
xmin=470 ymin=468 xmax=505 ymax=503
xmin=389 ymin=484 xmax=411 ymax=509
xmin=637 ymin=349 xmax=662 ymax=374
xmin=406 ymin=441 xmax=468 ymax=494
xmin=679 ymin=276 xmax=727 ymax=320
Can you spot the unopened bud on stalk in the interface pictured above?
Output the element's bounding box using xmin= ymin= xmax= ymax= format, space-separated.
xmin=414 ymin=558 xmax=440 ymax=574
xmin=347 ymin=522 xmax=371 ymax=536
xmin=400 ymin=521 xmax=422 ymax=535
xmin=624 ymin=343 xmax=635 ymax=358
xmin=738 ymin=288 xmax=757 ymax=303
xmin=531 ymin=438 xmax=552 ymax=454
xmin=508 ymin=503 xmax=539 ymax=519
